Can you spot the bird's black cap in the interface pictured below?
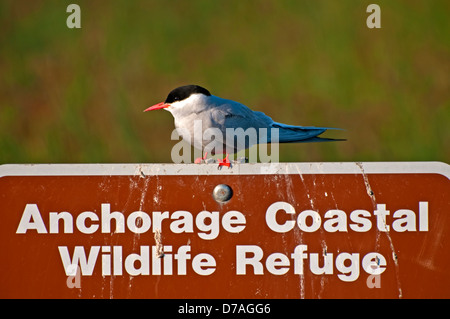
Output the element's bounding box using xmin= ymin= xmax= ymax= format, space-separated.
xmin=165 ymin=85 xmax=211 ymax=103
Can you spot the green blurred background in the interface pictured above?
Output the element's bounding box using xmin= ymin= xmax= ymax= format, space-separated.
xmin=1 ymin=0 xmax=449 ymax=164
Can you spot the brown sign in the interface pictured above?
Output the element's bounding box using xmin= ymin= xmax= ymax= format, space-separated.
xmin=0 ymin=162 xmax=449 ymax=298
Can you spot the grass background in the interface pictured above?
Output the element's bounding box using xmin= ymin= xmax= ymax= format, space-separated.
xmin=0 ymin=0 xmax=449 ymax=164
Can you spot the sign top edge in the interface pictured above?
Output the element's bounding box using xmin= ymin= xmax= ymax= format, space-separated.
xmin=0 ymin=162 xmax=448 ymax=179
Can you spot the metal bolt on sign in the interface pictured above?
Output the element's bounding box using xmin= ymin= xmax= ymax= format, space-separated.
xmin=212 ymin=184 xmax=233 ymax=203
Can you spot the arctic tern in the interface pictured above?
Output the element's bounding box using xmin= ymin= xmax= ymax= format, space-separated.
xmin=144 ymin=85 xmax=343 ymax=166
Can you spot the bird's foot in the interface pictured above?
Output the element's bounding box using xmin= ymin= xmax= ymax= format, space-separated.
xmin=217 ymin=154 xmax=231 ymax=169
xmin=194 ymin=152 xmax=208 ymax=164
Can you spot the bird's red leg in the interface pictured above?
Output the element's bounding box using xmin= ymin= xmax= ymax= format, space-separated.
xmin=217 ymin=153 xmax=231 ymax=169
xmin=194 ymin=152 xmax=208 ymax=164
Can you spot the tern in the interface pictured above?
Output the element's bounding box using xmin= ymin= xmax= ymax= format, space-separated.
xmin=145 ymin=85 xmax=343 ymax=167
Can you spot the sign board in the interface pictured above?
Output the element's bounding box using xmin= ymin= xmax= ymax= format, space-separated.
xmin=0 ymin=162 xmax=449 ymax=298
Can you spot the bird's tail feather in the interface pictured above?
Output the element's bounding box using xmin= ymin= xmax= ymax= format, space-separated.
xmin=270 ymin=122 xmax=345 ymax=143
xmin=279 ymin=136 xmax=347 ymax=143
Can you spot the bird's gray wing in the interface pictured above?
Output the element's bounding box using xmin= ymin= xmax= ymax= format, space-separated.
xmin=209 ymin=99 xmax=274 ymax=130
xmin=207 ymin=96 xmax=344 ymax=147
xmin=206 ymin=98 xmax=274 ymax=152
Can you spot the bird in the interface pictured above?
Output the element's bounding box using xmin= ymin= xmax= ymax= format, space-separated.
xmin=144 ymin=84 xmax=343 ymax=167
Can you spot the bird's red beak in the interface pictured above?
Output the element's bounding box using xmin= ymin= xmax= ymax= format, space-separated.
xmin=144 ymin=102 xmax=170 ymax=112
